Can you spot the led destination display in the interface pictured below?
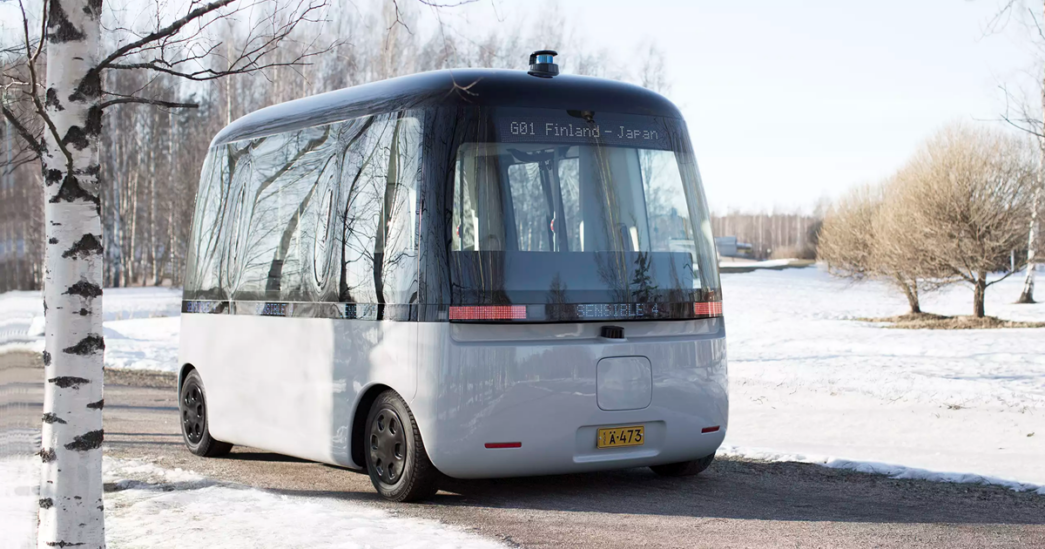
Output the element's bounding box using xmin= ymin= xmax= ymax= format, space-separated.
xmin=493 ymin=109 xmax=675 ymax=149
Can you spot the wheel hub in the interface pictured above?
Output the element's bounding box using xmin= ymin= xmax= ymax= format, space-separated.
xmin=182 ymin=383 xmax=205 ymax=444
xmin=369 ymin=408 xmax=406 ymax=485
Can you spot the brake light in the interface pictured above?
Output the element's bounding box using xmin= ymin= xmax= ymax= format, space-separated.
xmin=693 ymin=302 xmax=723 ymax=317
xmin=485 ymin=442 xmax=522 ymax=449
xmin=449 ymin=305 xmax=527 ymax=321
xmin=701 ymin=426 xmax=720 ymax=433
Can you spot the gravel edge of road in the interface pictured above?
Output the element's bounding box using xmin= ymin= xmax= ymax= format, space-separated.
xmin=105 ymin=368 xmax=177 ymax=388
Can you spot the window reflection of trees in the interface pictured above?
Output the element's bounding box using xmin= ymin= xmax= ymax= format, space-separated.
xmin=184 ymin=148 xmax=229 ymax=300
xmin=233 ymin=126 xmax=335 ymax=301
xmin=221 ymin=141 xmax=256 ymax=298
xmin=312 ymin=189 xmax=335 ymax=289
xmin=451 ymin=141 xmax=709 ymax=305
xmin=183 ymin=110 xmax=422 ymax=306
xmin=338 ymin=114 xmax=421 ymax=309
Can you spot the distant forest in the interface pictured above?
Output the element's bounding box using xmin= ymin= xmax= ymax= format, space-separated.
xmin=710 ymin=212 xmax=823 ymax=261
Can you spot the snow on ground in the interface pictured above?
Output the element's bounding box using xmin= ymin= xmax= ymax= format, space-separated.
xmin=721 ymin=266 xmax=1045 ymax=490
xmin=0 ymin=287 xmax=183 ymax=373
xmin=0 ymin=457 xmax=38 ymax=549
xmin=102 ymin=459 xmax=503 ymax=549
xmin=0 ymin=457 xmax=505 ymax=549
xmin=103 ymin=317 xmax=181 ymax=372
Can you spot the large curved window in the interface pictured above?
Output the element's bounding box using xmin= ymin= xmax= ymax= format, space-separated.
xmin=448 ymin=108 xmax=719 ymax=320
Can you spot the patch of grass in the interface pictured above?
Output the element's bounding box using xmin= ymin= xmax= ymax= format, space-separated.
xmin=857 ymin=312 xmax=950 ymax=323
xmin=856 ymin=313 xmax=1045 ymax=330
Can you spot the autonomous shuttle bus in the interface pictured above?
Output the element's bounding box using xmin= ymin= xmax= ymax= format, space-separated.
xmin=178 ymin=51 xmax=727 ymax=502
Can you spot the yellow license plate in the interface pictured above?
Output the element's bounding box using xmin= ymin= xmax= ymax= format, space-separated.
xmin=596 ymin=425 xmax=645 ymax=449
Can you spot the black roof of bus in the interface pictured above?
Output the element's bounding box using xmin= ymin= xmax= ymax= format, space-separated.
xmin=210 ymin=68 xmax=683 ymax=146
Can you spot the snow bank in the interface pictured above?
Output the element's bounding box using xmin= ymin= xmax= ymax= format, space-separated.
xmin=718 ymin=445 xmax=1045 ymax=495
xmin=0 ymin=287 xmax=182 ymax=372
xmin=103 ymin=459 xmax=503 ymax=549
xmin=103 ymin=317 xmax=181 ymax=372
xmin=99 ymin=288 xmax=184 ymax=321
xmin=0 ymin=291 xmax=48 ymax=354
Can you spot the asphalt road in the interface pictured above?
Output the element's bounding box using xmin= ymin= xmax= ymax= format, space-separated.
xmin=5 ymin=355 xmax=1045 ymax=549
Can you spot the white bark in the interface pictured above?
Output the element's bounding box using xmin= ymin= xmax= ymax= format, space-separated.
xmin=1020 ymin=152 xmax=1040 ymax=302
xmin=38 ymin=1 xmax=106 ymax=547
xmin=1016 ymin=0 xmax=1044 ymax=305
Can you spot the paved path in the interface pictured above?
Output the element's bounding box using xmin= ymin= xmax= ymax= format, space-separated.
xmin=5 ymin=355 xmax=1045 ymax=548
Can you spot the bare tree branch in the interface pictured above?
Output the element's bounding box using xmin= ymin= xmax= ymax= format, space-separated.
xmin=998 ymin=83 xmax=1044 ymax=138
xmin=17 ymin=0 xmax=71 ymax=170
xmin=417 ymin=0 xmax=480 ymax=7
xmin=1 ymin=104 xmax=45 ymax=155
xmin=98 ymin=97 xmax=200 ymax=110
xmin=1029 ymin=5 xmax=1045 ymax=42
xmin=108 ymin=57 xmax=316 ymax=80
xmin=29 ymin=0 xmax=48 ymax=68
xmin=390 ymin=0 xmax=414 ymax=34
xmin=101 ymin=0 xmax=330 ymax=84
xmin=985 ymin=0 xmax=1019 ymax=35
xmin=95 ymin=0 xmax=240 ymax=72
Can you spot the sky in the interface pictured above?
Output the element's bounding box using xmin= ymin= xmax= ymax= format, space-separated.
xmin=430 ymin=0 xmax=1041 ymax=213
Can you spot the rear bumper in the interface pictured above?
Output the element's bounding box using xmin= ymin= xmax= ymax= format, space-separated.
xmin=432 ymin=408 xmax=727 ymax=480
xmin=413 ymin=319 xmax=728 ymax=479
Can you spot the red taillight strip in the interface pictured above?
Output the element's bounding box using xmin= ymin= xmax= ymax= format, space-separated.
xmin=693 ymin=302 xmax=723 ymax=317
xmin=484 ymin=442 xmax=522 ymax=449
xmin=449 ymin=305 xmax=527 ymax=321
xmin=701 ymin=426 xmax=721 ymax=433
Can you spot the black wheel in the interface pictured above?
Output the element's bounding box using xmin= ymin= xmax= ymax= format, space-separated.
xmin=650 ymin=454 xmax=715 ymax=477
xmin=364 ymin=390 xmax=439 ymax=502
xmin=179 ymin=370 xmax=232 ymax=457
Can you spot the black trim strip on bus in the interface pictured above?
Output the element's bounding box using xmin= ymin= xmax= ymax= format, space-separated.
xmin=182 ymin=300 xmax=417 ymax=321
xmin=182 ymin=300 xmax=722 ymax=323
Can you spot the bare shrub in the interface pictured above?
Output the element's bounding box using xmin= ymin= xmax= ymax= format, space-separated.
xmin=818 ymin=183 xmax=881 ymax=281
xmin=872 ymin=176 xmax=960 ymax=312
xmin=817 ymin=183 xmax=920 ymax=313
xmin=892 ymin=124 xmax=1037 ymax=317
xmin=819 ymin=182 xmax=940 ymax=313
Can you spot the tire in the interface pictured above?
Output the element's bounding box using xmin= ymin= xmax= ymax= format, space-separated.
xmin=364 ymin=390 xmax=439 ymax=502
xmin=650 ymin=453 xmax=715 ymax=477
xmin=179 ymin=370 xmax=233 ymax=457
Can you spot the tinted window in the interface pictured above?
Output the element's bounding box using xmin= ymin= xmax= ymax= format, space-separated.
xmin=186 ymin=113 xmax=422 ymax=306
xmin=184 ymin=148 xmax=231 ymax=300
xmin=229 ymin=126 xmax=339 ymax=301
xmin=337 ymin=113 xmax=421 ymax=306
xmin=222 ymin=141 xmax=256 ymax=297
xmin=447 ymin=108 xmax=719 ymax=317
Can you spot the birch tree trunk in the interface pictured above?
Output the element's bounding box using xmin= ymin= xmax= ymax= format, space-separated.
xmin=1018 ymin=141 xmax=1041 ymax=303
xmin=38 ymin=1 xmax=106 ymax=547
xmin=127 ymin=172 xmax=138 ymax=285
xmin=148 ymin=121 xmax=157 ymax=285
